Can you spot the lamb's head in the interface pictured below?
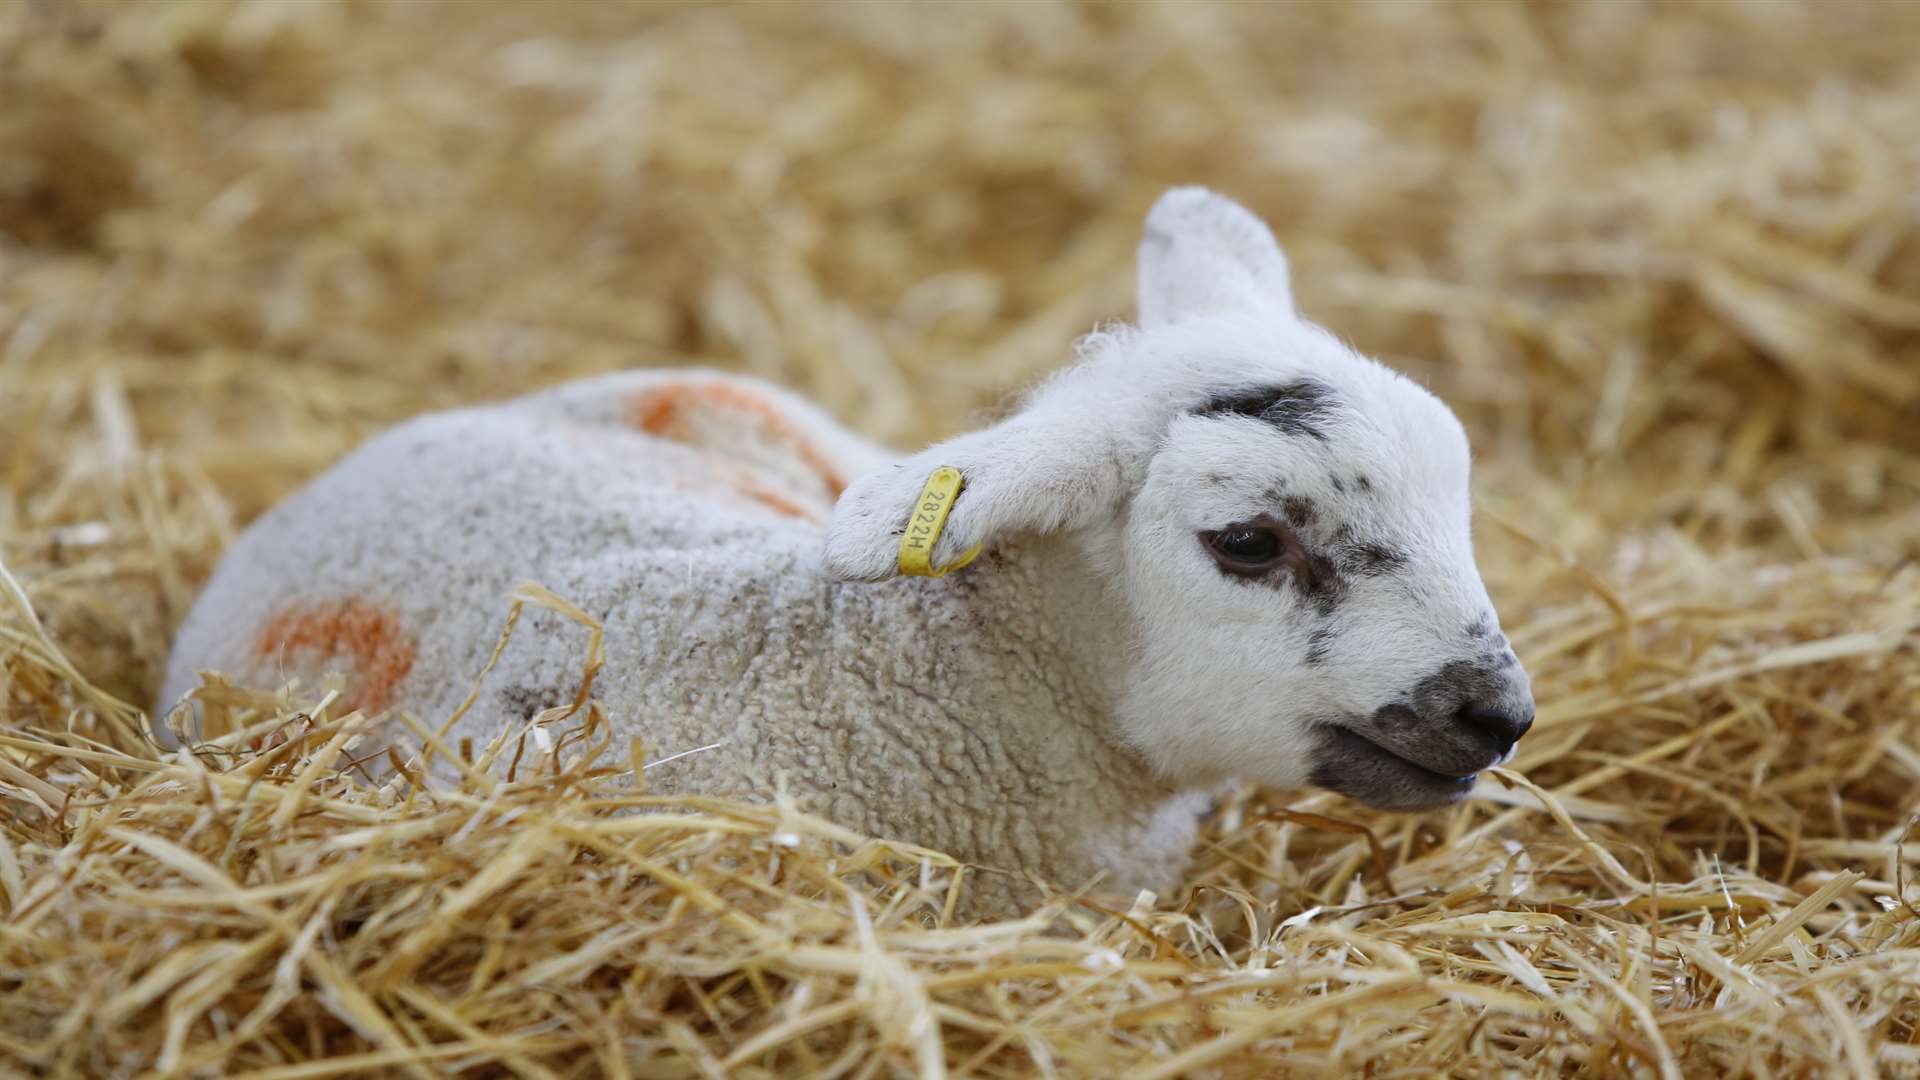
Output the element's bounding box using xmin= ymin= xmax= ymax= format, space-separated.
xmin=825 ymin=187 xmax=1533 ymax=812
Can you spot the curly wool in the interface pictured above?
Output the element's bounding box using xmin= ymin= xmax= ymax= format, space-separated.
xmin=160 ymin=368 xmax=1207 ymax=915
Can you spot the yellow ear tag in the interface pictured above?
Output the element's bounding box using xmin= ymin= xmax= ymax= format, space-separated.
xmin=897 ymin=466 xmax=982 ymax=578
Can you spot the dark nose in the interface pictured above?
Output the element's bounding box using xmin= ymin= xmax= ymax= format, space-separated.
xmin=1457 ymin=704 xmax=1534 ymax=749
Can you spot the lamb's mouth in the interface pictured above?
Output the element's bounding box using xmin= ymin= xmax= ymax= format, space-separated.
xmin=1307 ymin=725 xmax=1482 ymax=812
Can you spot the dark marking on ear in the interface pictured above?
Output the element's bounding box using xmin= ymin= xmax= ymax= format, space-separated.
xmin=1282 ymin=495 xmax=1316 ymax=529
xmin=1195 ymin=379 xmax=1340 ymax=441
xmin=1305 ymin=624 xmax=1337 ymax=666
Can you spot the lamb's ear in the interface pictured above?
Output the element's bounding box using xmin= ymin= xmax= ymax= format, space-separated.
xmin=1137 ymin=187 xmax=1293 ymax=327
xmin=822 ymin=407 xmax=1123 ymax=582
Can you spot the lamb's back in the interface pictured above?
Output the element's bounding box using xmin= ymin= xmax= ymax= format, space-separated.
xmin=158 ymin=373 xmax=853 ymax=748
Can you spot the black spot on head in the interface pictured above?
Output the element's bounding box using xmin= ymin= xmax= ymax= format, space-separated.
xmin=1330 ymin=475 xmax=1346 ymax=493
xmin=1300 ymin=551 xmax=1349 ymax=616
xmin=1465 ymin=615 xmax=1494 ymax=639
xmin=1282 ymin=496 xmax=1316 ymax=529
xmin=1355 ymin=475 xmax=1373 ymax=492
xmin=1305 ymin=624 xmax=1337 ymax=666
xmin=1206 ymin=473 xmax=1230 ymax=487
xmin=1340 ymin=539 xmax=1409 ymax=577
xmin=1195 ymin=379 xmax=1340 ymax=441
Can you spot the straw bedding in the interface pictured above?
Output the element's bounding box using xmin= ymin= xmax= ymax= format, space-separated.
xmin=3 ymin=1 xmax=1918 ymax=1075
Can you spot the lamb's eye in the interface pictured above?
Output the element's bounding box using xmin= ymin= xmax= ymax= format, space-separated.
xmin=1204 ymin=524 xmax=1288 ymax=574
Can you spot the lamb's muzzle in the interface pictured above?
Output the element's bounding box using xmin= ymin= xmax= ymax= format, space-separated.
xmin=1309 ymin=652 xmax=1535 ymax=811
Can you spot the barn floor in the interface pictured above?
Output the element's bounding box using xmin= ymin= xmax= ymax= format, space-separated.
xmin=3 ymin=2 xmax=1919 ymax=1075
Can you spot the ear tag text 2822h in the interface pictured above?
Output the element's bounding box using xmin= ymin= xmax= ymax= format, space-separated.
xmin=897 ymin=467 xmax=981 ymax=578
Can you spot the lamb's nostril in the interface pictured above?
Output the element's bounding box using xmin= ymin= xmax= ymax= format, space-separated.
xmin=1457 ymin=705 xmax=1533 ymax=748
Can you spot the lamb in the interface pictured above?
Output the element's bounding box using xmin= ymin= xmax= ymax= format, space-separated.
xmin=159 ymin=188 xmax=1534 ymax=916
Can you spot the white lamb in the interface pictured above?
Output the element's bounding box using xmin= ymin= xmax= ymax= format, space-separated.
xmin=160 ymin=188 xmax=1534 ymax=916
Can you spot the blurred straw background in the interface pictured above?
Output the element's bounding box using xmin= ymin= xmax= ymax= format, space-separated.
xmin=3 ymin=0 xmax=1919 ymax=1075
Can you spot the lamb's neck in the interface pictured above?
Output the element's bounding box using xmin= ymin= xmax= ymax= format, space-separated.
xmin=948 ymin=533 xmax=1134 ymax=725
xmin=926 ymin=532 xmax=1203 ymax=900
xmin=916 ymin=531 xmax=1182 ymax=822
xmin=812 ymin=533 xmax=1198 ymax=905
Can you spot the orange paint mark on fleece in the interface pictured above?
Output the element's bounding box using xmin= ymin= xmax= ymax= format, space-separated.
xmin=661 ymin=461 xmax=825 ymax=524
xmin=631 ymin=382 xmax=846 ymax=497
xmin=255 ymin=599 xmax=417 ymax=714
xmin=733 ymin=474 xmax=822 ymax=522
